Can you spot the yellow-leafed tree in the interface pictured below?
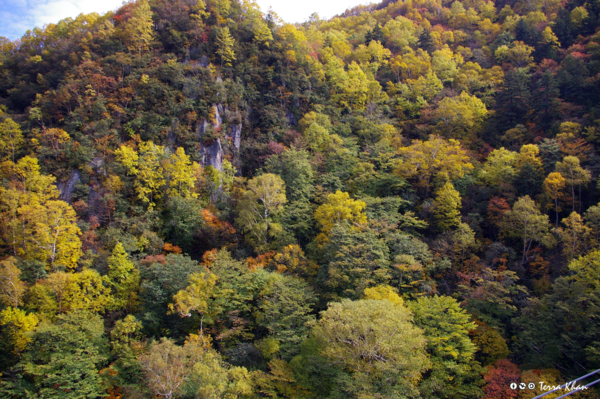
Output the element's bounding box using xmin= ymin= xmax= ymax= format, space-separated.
xmin=314 ymin=190 xmax=367 ymax=242
xmin=107 ymin=243 xmax=140 ymax=312
xmin=395 ymin=135 xmax=473 ymax=197
xmin=0 ymin=156 xmax=82 ymax=271
xmin=163 ymin=147 xmax=200 ymax=198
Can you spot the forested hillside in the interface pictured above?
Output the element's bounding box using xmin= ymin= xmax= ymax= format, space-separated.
xmin=1 ymin=0 xmax=600 ymax=397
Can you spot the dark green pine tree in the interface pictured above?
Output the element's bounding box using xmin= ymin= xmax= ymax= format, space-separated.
xmin=553 ymin=8 xmax=574 ymax=48
xmin=516 ymin=250 xmax=600 ymax=375
xmin=514 ymin=18 xmax=541 ymax=48
xmin=538 ymin=139 xmax=562 ymax=173
xmin=365 ymin=23 xmax=384 ymax=43
xmin=532 ymin=70 xmax=560 ymax=131
xmin=558 ymin=54 xmax=591 ymax=105
xmin=495 ymin=68 xmax=532 ymax=131
xmin=418 ymin=29 xmax=436 ymax=54
xmin=514 ymin=161 xmax=545 ymax=198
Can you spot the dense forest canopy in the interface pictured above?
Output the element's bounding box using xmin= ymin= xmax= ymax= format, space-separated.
xmin=1 ymin=0 xmax=600 ymax=397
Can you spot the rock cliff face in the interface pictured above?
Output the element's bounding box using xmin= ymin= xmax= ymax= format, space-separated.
xmin=198 ymin=109 xmax=224 ymax=171
xmin=214 ymin=104 xmax=223 ymax=128
xmin=57 ymin=170 xmax=81 ymax=202
xmin=200 ymin=55 xmax=208 ymax=67
xmin=198 ymin=102 xmax=244 ymax=172
xmin=201 ymin=139 xmax=224 ymax=171
xmin=286 ymin=109 xmax=297 ymax=126
xmin=227 ymin=122 xmax=242 ymax=152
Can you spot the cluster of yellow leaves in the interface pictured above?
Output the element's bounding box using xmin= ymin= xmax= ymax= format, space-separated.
xmin=0 ymin=307 xmax=39 ymax=354
xmin=314 ymin=191 xmax=367 ymax=242
xmin=395 ymin=135 xmax=473 ymax=196
xmin=0 ymin=157 xmax=82 ymax=270
xmin=363 ymin=285 xmax=404 ymax=306
xmin=107 ymin=242 xmax=140 ymax=312
xmin=0 ymin=114 xmax=23 ymax=162
xmin=115 ymin=142 xmax=200 ymax=209
xmin=169 ymin=272 xmax=217 ymax=319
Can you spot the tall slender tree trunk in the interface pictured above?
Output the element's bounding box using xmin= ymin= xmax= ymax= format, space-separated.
xmin=572 ymin=183 xmax=575 ymax=213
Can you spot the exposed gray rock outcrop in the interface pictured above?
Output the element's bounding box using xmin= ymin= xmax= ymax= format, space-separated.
xmin=200 ymin=55 xmax=209 ymax=67
xmin=198 ymin=112 xmax=224 ymax=171
xmin=286 ymin=110 xmax=297 ymax=126
xmin=57 ymin=169 xmax=81 ymax=203
xmin=89 ymin=157 xmax=104 ymax=174
xmin=227 ymin=122 xmax=242 ymax=152
xmin=215 ymin=104 xmax=223 ymax=128
xmin=200 ymin=139 xmax=224 ymax=171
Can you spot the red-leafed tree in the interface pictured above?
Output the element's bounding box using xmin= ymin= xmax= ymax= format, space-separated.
xmin=488 ymin=197 xmax=510 ymax=238
xmin=483 ymin=359 xmax=520 ymax=399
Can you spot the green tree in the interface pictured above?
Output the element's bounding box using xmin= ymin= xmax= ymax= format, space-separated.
xmin=311 ymin=299 xmax=430 ymax=398
xmin=197 ymin=249 xmax=261 ymax=346
xmin=328 ymin=60 xmax=370 ymax=111
xmin=501 ymin=196 xmax=551 ymax=266
xmin=266 ymin=147 xmax=315 ymax=244
xmin=318 ymin=223 xmax=391 ymax=300
xmin=408 ymin=296 xmax=484 ymax=399
xmin=496 ymin=68 xmax=531 ymax=129
xmin=556 ymin=156 xmax=591 ymax=213
xmin=433 ymin=181 xmax=462 ymax=231
xmin=241 ymin=0 xmax=272 ymax=46
xmin=161 ymin=196 xmax=205 ymax=254
xmin=298 ymin=112 xmax=332 ymax=136
xmin=0 ymin=117 xmax=23 ymax=162
xmin=107 ymin=243 xmax=140 ymax=312
xmin=4 ymin=311 xmax=108 ymax=398
xmin=139 ymin=254 xmax=203 ymax=335
xmin=124 ymin=0 xmax=154 ymax=56
xmin=236 ymin=173 xmax=287 ymax=252
xmin=517 ymin=250 xmax=600 ymax=374
xmin=256 ymin=273 xmax=316 ymax=360
xmin=216 ymin=27 xmax=236 ymax=67
xmin=303 ymin=123 xmax=330 ymax=152
xmin=432 ymin=46 xmax=463 ymax=84
xmin=109 ymin=315 xmax=144 ymax=388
